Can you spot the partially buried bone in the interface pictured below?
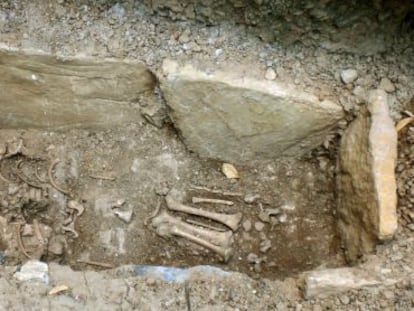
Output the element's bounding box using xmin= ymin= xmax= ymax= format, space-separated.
xmin=258 ymin=208 xmax=281 ymax=223
xmin=151 ymin=210 xmax=233 ymax=248
xmin=166 ymin=195 xmax=242 ymax=231
xmin=155 ymin=221 xmax=233 ymax=262
xmin=67 ymin=200 xmax=85 ymax=217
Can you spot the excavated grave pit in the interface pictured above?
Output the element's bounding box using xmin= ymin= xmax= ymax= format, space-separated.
xmin=0 ymin=123 xmax=342 ymax=280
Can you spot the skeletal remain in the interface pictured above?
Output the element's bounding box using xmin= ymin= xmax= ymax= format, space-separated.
xmin=191 ymin=197 xmax=234 ymax=206
xmin=185 ymin=219 xmax=227 ymax=232
xmin=155 ymin=222 xmax=233 ymax=262
xmin=166 ymin=195 xmax=242 ymax=231
xmin=258 ymin=208 xmax=281 ymax=223
xmin=62 ymin=218 xmax=79 ymax=238
xmin=151 ymin=210 xmax=233 ymax=248
xmin=190 ymin=185 xmax=242 ymax=197
xmin=48 ymin=159 xmax=70 ymax=196
xmin=67 ymin=200 xmax=85 ymax=217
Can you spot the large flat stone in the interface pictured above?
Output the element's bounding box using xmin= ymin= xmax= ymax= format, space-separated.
xmin=160 ymin=60 xmax=344 ymax=162
xmin=338 ymin=89 xmax=398 ymax=262
xmin=0 ymin=48 xmax=155 ymax=129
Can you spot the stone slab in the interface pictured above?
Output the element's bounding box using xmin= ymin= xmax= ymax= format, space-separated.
xmin=305 ymin=267 xmax=382 ymax=299
xmin=160 ymin=60 xmax=344 ymax=162
xmin=337 ymin=89 xmax=398 ymax=262
xmin=0 ymin=48 xmax=155 ymax=129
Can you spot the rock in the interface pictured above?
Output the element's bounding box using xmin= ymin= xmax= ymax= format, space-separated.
xmin=259 ymin=239 xmax=272 ymax=253
xmin=265 ymin=68 xmax=276 ymax=80
xmin=0 ymin=251 xmax=4 ymax=265
xmin=305 ymin=267 xmax=383 ymax=299
xmin=340 ymin=69 xmax=358 ymax=84
xmin=339 ymin=295 xmax=350 ymax=304
xmin=179 ymin=29 xmax=191 ymax=44
xmin=378 ymin=77 xmax=395 ymax=93
xmin=254 ymin=221 xmax=265 ymax=231
xmin=0 ymin=49 xmax=155 ymax=129
xmin=242 ymin=220 xmax=252 ymax=232
xmin=113 ymin=204 xmax=134 ymax=223
xmin=243 ymin=193 xmax=260 ymax=204
xmin=14 ymin=260 xmax=49 ymax=284
xmin=246 ymin=253 xmax=259 ymax=263
xmin=338 ymin=89 xmax=398 ymax=262
xmin=258 ymin=208 xmax=281 ymax=223
xmin=160 ymin=60 xmax=344 ymax=162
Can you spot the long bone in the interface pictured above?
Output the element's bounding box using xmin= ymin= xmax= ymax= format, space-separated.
xmin=166 ymin=195 xmax=242 ymax=231
xmin=151 ymin=210 xmax=233 ymax=248
xmin=155 ymin=222 xmax=234 ymax=262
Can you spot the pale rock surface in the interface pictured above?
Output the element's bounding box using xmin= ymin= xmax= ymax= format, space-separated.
xmin=161 ymin=60 xmax=344 ymax=162
xmin=340 ymin=69 xmax=358 ymax=84
xmin=338 ymin=89 xmax=398 ymax=262
xmin=0 ymin=48 xmax=155 ymax=129
xmin=305 ymin=267 xmax=383 ymax=298
xmin=378 ymin=77 xmax=396 ymax=93
xmin=14 ymin=260 xmax=49 ymax=284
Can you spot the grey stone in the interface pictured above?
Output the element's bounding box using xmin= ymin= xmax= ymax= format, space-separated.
xmin=242 ymin=219 xmax=252 ymax=232
xmin=305 ymin=267 xmax=382 ymax=299
xmin=0 ymin=48 xmax=155 ymax=129
xmin=254 ymin=221 xmax=265 ymax=231
xmin=265 ymin=67 xmax=276 ymax=80
xmin=161 ymin=60 xmax=343 ymax=162
xmin=14 ymin=260 xmax=49 ymax=284
xmin=341 ymin=69 xmax=358 ymax=84
xmin=378 ymin=77 xmax=395 ymax=93
xmin=338 ymin=89 xmax=398 ymax=262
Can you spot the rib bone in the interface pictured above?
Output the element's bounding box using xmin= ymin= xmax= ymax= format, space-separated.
xmin=155 ymin=222 xmax=233 ymax=262
xmin=151 ymin=210 xmax=233 ymax=248
xmin=166 ymin=195 xmax=242 ymax=231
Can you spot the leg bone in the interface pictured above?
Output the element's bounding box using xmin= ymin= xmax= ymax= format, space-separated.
xmin=166 ymin=195 xmax=242 ymax=231
xmin=151 ymin=210 xmax=233 ymax=248
xmin=155 ymin=222 xmax=233 ymax=262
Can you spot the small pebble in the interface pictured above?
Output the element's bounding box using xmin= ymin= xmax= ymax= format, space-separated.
xmin=340 ymin=69 xmax=358 ymax=84
xmin=254 ymin=262 xmax=262 ymax=273
xmin=278 ymin=213 xmax=288 ymax=223
xmin=246 ymin=253 xmax=259 ymax=263
xmin=339 ymin=295 xmax=350 ymax=304
xmin=244 ymin=193 xmax=260 ymax=204
xmin=265 ymin=68 xmax=277 ymax=80
xmin=259 ymin=239 xmax=271 ymax=253
xmin=378 ymin=77 xmax=395 ymax=93
xmin=254 ymin=221 xmax=265 ymax=231
xmin=242 ymin=220 xmax=252 ymax=232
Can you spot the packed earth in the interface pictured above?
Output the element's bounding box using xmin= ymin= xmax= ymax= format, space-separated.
xmin=0 ymin=0 xmax=413 ymax=310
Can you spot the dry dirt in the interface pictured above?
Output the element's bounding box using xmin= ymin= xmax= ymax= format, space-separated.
xmin=0 ymin=120 xmax=342 ymax=280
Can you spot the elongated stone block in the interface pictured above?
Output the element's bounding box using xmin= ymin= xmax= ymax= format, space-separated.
xmin=0 ymin=48 xmax=155 ymax=129
xmin=305 ymin=267 xmax=383 ymax=298
xmin=338 ymin=89 xmax=398 ymax=262
xmin=160 ymin=60 xmax=344 ymax=162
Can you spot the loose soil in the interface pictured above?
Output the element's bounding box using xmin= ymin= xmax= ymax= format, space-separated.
xmin=0 ymin=120 xmax=342 ymax=280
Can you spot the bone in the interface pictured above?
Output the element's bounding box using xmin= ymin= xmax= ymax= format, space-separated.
xmin=67 ymin=200 xmax=85 ymax=217
xmin=62 ymin=220 xmax=79 ymax=238
xmin=258 ymin=208 xmax=281 ymax=223
xmin=185 ymin=219 xmax=227 ymax=232
xmin=151 ymin=210 xmax=233 ymax=248
xmin=166 ymin=195 xmax=242 ymax=231
xmin=191 ymin=197 xmax=234 ymax=206
xmin=155 ymin=222 xmax=233 ymax=262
